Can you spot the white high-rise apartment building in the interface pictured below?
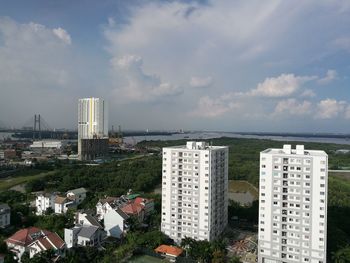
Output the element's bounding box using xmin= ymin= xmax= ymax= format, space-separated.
xmin=161 ymin=141 xmax=228 ymax=243
xmin=258 ymin=145 xmax=328 ymax=263
xmin=78 ymin=98 xmax=108 ymax=160
xmin=78 ymin=98 xmax=108 ymax=140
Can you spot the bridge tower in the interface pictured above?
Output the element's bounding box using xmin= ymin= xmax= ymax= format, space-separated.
xmin=33 ymin=114 xmax=41 ymax=140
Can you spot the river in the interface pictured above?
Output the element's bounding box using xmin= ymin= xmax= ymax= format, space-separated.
xmin=2 ymin=131 xmax=350 ymax=145
xmin=123 ymin=132 xmax=350 ymax=145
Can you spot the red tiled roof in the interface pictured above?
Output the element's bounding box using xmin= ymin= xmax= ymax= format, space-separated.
xmin=6 ymin=227 xmax=49 ymax=246
xmin=6 ymin=227 xmax=64 ymax=249
xmin=121 ymin=202 xmax=143 ymax=215
xmin=155 ymin=245 xmax=183 ymax=257
xmin=46 ymin=232 xmax=65 ymax=249
xmin=133 ymin=197 xmax=149 ymax=206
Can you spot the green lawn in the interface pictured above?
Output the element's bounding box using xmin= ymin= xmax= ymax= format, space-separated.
xmin=127 ymin=255 xmax=167 ymax=263
xmin=0 ymin=171 xmax=54 ymax=191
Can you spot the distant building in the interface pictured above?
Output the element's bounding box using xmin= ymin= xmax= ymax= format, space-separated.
xmin=161 ymin=141 xmax=228 ymax=243
xmin=4 ymin=149 xmax=19 ymax=160
xmin=258 ymin=145 xmax=328 ymax=263
xmin=30 ymin=140 xmax=63 ymax=150
xmin=0 ymin=204 xmax=10 ymax=228
xmin=6 ymin=227 xmax=65 ymax=261
xmin=78 ymin=98 xmax=108 ymax=161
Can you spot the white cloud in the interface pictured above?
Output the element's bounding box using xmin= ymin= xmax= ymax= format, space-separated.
xmin=300 ymin=89 xmax=316 ymax=98
xmin=0 ymin=17 xmax=84 ymax=128
xmin=318 ymin=69 xmax=337 ymax=84
xmin=316 ymin=99 xmax=347 ymax=119
xmin=110 ymin=54 xmax=182 ymax=102
xmin=189 ymin=95 xmax=239 ymax=118
xmin=52 ymin=27 xmax=72 ymax=45
xmin=333 ymin=37 xmax=350 ymax=52
xmin=274 ymin=98 xmax=312 ymax=116
xmin=249 ymin=74 xmax=317 ymax=97
xmin=189 ymin=76 xmax=213 ymax=88
xmin=345 ymin=106 xmax=350 ymax=119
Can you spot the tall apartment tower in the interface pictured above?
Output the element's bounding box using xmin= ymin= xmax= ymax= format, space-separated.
xmin=78 ymin=98 xmax=108 ymax=160
xmin=258 ymin=145 xmax=328 ymax=263
xmin=161 ymin=141 xmax=228 ymax=243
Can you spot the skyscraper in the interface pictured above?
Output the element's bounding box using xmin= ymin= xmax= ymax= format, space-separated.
xmin=78 ymin=98 xmax=108 ymax=160
xmin=258 ymin=145 xmax=328 ymax=263
xmin=161 ymin=141 xmax=228 ymax=243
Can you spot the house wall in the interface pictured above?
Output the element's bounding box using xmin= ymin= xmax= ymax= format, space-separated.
xmin=0 ymin=212 xmax=10 ymax=228
xmin=104 ymin=210 xmax=124 ymax=238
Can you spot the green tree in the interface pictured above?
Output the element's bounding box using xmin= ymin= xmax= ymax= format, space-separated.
xmin=332 ymin=246 xmax=350 ymax=263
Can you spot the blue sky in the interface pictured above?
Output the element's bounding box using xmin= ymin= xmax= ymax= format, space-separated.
xmin=0 ymin=0 xmax=350 ymax=132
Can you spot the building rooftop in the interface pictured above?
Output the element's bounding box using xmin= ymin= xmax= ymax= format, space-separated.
xmin=6 ymin=227 xmax=64 ymax=249
xmin=55 ymin=196 xmax=70 ymax=205
xmin=77 ymin=225 xmax=99 ymax=239
xmin=67 ymin=188 xmax=87 ymax=195
xmin=164 ymin=141 xmax=227 ymax=151
xmin=262 ymin=144 xmax=327 ymax=156
xmin=155 ymin=245 xmax=183 ymax=257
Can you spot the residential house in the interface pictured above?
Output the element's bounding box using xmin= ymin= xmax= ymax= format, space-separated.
xmin=95 ymin=196 xmax=128 ymax=221
xmin=65 ymin=225 xmax=104 ymax=248
xmin=35 ymin=193 xmax=57 ymax=215
xmin=54 ymin=196 xmax=75 ymax=214
xmin=6 ymin=227 xmax=65 ymax=262
xmin=35 ymin=188 xmax=87 ymax=215
xmin=66 ymin=188 xmax=87 ymax=205
xmin=121 ymin=197 xmax=154 ymax=222
xmin=65 ymin=211 xmax=105 ymax=248
xmin=0 ymin=204 xmax=10 ymax=228
xmin=155 ymin=245 xmax=183 ymax=262
xmin=104 ymin=208 xmax=129 ymax=239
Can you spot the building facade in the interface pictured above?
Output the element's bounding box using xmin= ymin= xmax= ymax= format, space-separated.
xmin=0 ymin=204 xmax=10 ymax=228
xmin=78 ymin=98 xmax=108 ymax=160
xmin=161 ymin=141 xmax=228 ymax=243
xmin=35 ymin=193 xmax=57 ymax=215
xmin=258 ymin=145 xmax=328 ymax=263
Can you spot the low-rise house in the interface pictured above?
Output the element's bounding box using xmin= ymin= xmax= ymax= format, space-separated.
xmin=104 ymin=208 xmax=129 ymax=239
xmin=36 ymin=188 xmax=87 ymax=215
xmin=96 ymin=196 xmax=118 ymax=221
xmin=155 ymin=245 xmax=183 ymax=262
xmin=75 ymin=212 xmax=102 ymax=228
xmin=65 ymin=212 xmax=105 ymax=248
xmin=6 ymin=227 xmax=65 ymax=262
xmin=36 ymin=193 xmax=57 ymax=215
xmin=65 ymin=225 xmax=104 ymax=248
xmin=96 ymin=195 xmax=153 ymax=222
xmin=66 ymin=188 xmax=87 ymax=205
xmin=0 ymin=204 xmax=10 ymax=228
xmin=54 ymin=196 xmax=75 ymax=214
xmin=121 ymin=197 xmax=154 ymax=222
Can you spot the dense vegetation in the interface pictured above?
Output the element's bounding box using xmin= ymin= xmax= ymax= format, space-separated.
xmin=140 ymin=137 xmax=350 ymax=186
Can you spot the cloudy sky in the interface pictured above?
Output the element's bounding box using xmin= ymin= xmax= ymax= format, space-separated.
xmin=0 ymin=0 xmax=350 ymax=132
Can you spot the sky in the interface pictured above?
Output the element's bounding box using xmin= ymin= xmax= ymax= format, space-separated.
xmin=0 ymin=0 xmax=350 ymax=133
